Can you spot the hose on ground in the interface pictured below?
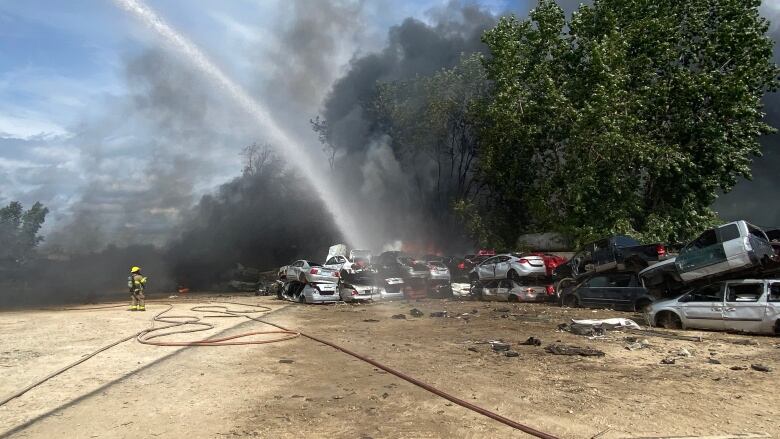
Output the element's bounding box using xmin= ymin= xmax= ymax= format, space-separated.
xmin=1 ymin=300 xmax=561 ymax=439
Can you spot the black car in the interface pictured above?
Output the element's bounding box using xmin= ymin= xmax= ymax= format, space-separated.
xmin=559 ymin=272 xmax=655 ymax=312
xmin=553 ymin=235 xmax=668 ymax=286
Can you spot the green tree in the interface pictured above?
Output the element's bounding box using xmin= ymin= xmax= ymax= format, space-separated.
xmin=477 ymin=0 xmax=778 ymax=246
xmin=0 ymin=201 xmax=49 ymax=270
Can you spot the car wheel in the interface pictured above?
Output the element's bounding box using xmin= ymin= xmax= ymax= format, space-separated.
xmin=507 ymin=270 xmax=520 ymax=282
xmin=657 ymin=311 xmax=682 ymax=329
xmin=298 ymin=273 xmax=307 ymax=283
xmin=555 ymin=278 xmax=575 ymax=294
xmin=507 ymin=294 xmax=519 ymax=303
xmin=774 ymin=319 xmax=780 ymax=336
xmin=298 ymin=293 xmax=306 ymax=304
xmin=563 ymin=294 xmax=578 ymax=308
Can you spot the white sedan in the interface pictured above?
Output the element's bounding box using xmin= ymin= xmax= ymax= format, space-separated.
xmin=469 ymin=253 xmax=546 ymax=282
xmin=285 ymin=260 xmax=339 ymax=284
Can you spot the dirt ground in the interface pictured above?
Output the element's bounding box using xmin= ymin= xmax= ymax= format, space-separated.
xmin=1 ymin=294 xmax=779 ymax=439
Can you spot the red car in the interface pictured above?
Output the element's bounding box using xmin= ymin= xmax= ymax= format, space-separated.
xmin=529 ymin=252 xmax=568 ymax=277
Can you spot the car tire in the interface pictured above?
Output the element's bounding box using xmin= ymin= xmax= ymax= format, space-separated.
xmin=555 ymin=278 xmax=575 ymax=294
xmin=656 ymin=311 xmax=682 ymax=329
xmin=298 ymin=293 xmax=307 ymax=304
xmin=563 ymin=294 xmax=578 ymax=308
xmin=507 ymin=294 xmax=519 ymax=303
xmin=507 ymin=270 xmax=520 ymax=282
xmin=774 ymin=319 xmax=780 ymax=335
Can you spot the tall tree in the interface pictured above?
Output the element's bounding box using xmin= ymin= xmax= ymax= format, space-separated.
xmin=477 ymin=0 xmax=779 ymax=246
xmin=0 ymin=201 xmax=49 ymax=270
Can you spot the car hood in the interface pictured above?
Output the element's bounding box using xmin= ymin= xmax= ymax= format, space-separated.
xmin=649 ymin=296 xmax=681 ymax=311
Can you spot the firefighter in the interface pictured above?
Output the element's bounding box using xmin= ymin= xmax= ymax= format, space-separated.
xmin=128 ymin=266 xmax=148 ymax=311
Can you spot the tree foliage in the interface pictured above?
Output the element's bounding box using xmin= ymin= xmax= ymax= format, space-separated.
xmin=0 ymin=201 xmax=49 ymax=270
xmin=371 ymin=54 xmax=490 ymax=221
xmin=474 ymin=0 xmax=779 ymax=246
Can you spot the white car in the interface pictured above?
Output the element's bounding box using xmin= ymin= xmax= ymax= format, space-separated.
xmin=469 ymin=253 xmax=546 ymax=282
xmin=323 ymin=254 xmax=369 ymax=274
xmin=285 ymin=260 xmax=339 ymax=283
xmin=649 ymin=279 xmax=780 ymax=334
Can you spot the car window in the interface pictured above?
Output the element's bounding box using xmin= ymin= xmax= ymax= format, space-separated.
xmin=309 ymin=262 xmax=322 ymax=267
xmin=717 ymin=224 xmax=740 ymax=242
xmin=747 ymin=224 xmax=768 ymax=242
xmin=586 ymin=276 xmax=610 ymax=288
xmin=688 ymin=230 xmax=717 ymax=251
xmin=498 ymin=279 xmax=513 ymax=289
xmin=481 ymin=256 xmax=498 ymax=265
xmin=293 ymin=261 xmax=303 ymax=267
xmin=726 ymin=283 xmax=763 ymax=302
xmin=769 ymin=283 xmax=780 ymax=302
xmin=325 ymin=257 xmax=336 ymax=265
xmin=485 ymin=280 xmax=498 ymax=288
xmin=498 ymin=256 xmax=511 ymax=263
xmin=606 ymin=273 xmax=634 ymax=287
xmin=613 ymin=235 xmax=640 ymax=247
xmin=686 ymin=284 xmax=724 ymax=302
xmin=594 ymin=239 xmax=610 ymax=250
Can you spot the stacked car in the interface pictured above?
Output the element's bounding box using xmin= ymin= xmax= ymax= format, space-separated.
xmin=468 ymin=253 xmax=558 ymax=303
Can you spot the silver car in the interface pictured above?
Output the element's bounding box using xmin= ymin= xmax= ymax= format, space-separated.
xmin=283 ymin=282 xmax=340 ymax=304
xmin=649 ymin=279 xmax=780 ymax=334
xmin=285 ymin=260 xmax=340 ymax=283
xmin=338 ymin=271 xmax=376 ymax=302
xmin=470 ymin=253 xmax=546 ymax=282
xmin=473 ymin=278 xmax=555 ymax=302
xmin=428 ymin=261 xmax=451 ymax=282
xmin=375 ymin=277 xmax=406 ymax=301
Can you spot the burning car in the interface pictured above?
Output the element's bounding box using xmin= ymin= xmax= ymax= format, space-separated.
xmin=373 ymin=251 xmax=429 ymax=299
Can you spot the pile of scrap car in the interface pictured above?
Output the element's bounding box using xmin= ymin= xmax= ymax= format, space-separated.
xmin=271 ymin=220 xmax=779 ymax=335
xmin=554 ymin=220 xmax=780 ymax=334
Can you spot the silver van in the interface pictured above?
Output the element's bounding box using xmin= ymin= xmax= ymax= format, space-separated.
xmin=674 ymin=220 xmax=774 ymax=283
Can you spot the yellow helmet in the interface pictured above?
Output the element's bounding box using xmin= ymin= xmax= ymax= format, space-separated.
xmin=130 ymin=266 xmax=141 ymax=273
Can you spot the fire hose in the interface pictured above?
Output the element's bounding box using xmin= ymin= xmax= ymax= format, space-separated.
xmin=0 ymin=301 xmax=561 ymax=439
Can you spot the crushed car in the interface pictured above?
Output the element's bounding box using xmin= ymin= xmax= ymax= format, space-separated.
xmin=426 ymin=260 xmax=452 ymax=297
xmin=373 ymin=251 xmax=430 ymax=299
xmin=280 ymin=281 xmax=340 ymax=304
xmin=552 ymin=235 xmax=669 ymax=289
xmin=649 ymin=279 xmax=780 ymax=334
xmin=559 ymin=272 xmax=655 ymax=312
xmin=471 ymin=277 xmax=556 ymax=303
xmin=673 ymin=220 xmax=775 ymax=283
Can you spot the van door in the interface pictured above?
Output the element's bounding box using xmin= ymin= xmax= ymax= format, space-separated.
xmin=717 ymin=223 xmax=751 ymax=272
xmin=678 ymin=283 xmax=725 ymax=330
xmin=598 ymin=273 xmax=635 ymax=310
xmin=580 ymin=275 xmax=610 ymax=308
xmin=676 ymin=229 xmax=723 ymax=282
xmin=722 ymin=282 xmax=766 ymax=333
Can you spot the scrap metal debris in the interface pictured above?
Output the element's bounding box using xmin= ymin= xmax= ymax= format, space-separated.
xmin=751 ymin=364 xmax=772 ymax=372
xmin=520 ymin=336 xmax=542 ymax=346
xmin=544 ymin=344 xmax=605 ymax=357
xmin=391 ymin=314 xmax=407 ymax=320
xmin=504 ymin=351 xmax=519 ymax=357
xmin=660 ymin=358 xmax=676 ymax=365
xmin=429 ymin=311 xmax=448 ymax=318
xmin=409 ymin=308 xmax=424 ymax=317
xmin=490 ymin=341 xmax=511 ymax=352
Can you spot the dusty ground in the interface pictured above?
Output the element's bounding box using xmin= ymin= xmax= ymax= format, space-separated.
xmin=1 ymin=294 xmax=779 ymax=439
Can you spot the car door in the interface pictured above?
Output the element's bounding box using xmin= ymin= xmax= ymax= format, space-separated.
xmin=598 ymin=273 xmax=636 ymax=310
xmin=716 ymin=223 xmax=750 ymax=272
xmin=722 ymin=281 xmax=766 ymax=333
xmin=676 ymin=229 xmax=722 ymax=282
xmin=478 ymin=256 xmax=499 ymax=280
xmin=497 ymin=279 xmax=513 ymax=300
xmin=578 ymin=275 xmax=609 ymax=307
xmin=287 ymin=260 xmax=303 ymax=279
xmin=765 ymin=283 xmax=780 ymax=334
xmin=493 ymin=256 xmax=512 ymax=279
xmin=678 ymin=283 xmax=725 ymax=330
